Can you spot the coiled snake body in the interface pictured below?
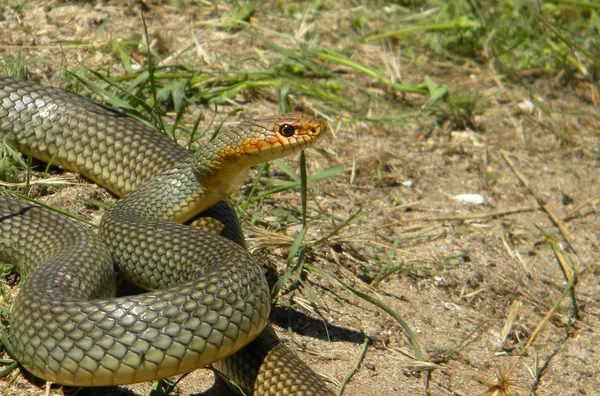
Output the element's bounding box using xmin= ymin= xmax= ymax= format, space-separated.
xmin=0 ymin=78 xmax=332 ymax=395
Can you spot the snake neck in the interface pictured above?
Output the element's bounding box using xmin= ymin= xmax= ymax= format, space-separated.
xmin=192 ymin=132 xmax=260 ymax=201
xmin=191 ymin=113 xmax=326 ymax=203
xmin=194 ymin=154 xmax=249 ymax=200
xmin=108 ymin=115 xmax=320 ymax=226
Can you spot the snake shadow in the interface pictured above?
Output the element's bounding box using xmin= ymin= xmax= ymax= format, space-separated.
xmin=269 ymin=305 xmax=365 ymax=344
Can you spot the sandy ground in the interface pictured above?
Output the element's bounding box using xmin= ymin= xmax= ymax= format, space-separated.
xmin=0 ymin=2 xmax=599 ymax=395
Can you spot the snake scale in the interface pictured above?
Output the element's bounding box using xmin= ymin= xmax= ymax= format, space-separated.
xmin=0 ymin=77 xmax=333 ymax=395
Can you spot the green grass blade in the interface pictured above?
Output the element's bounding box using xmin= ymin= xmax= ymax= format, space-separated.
xmin=304 ymin=264 xmax=424 ymax=362
xmin=360 ymin=17 xmax=481 ymax=43
xmin=337 ymin=337 xmax=369 ymax=396
xmin=248 ymin=165 xmax=344 ymax=203
xmin=272 ymin=226 xmax=309 ymax=297
xmin=308 ymin=208 xmax=363 ymax=248
xmin=299 ymin=151 xmax=308 ymax=228
xmin=140 ymin=12 xmax=167 ymax=136
xmin=1 ymin=189 xmax=97 ymax=228
xmin=271 ymin=159 xmax=300 ymax=182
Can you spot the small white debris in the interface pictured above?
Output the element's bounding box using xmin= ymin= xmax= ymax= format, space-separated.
xmin=452 ymin=194 xmax=485 ymax=205
xmin=445 ymin=302 xmax=461 ymax=311
xmin=402 ymin=180 xmax=414 ymax=187
xmin=518 ymin=99 xmax=535 ymax=114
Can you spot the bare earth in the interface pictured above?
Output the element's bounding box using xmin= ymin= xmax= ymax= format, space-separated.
xmin=0 ymin=2 xmax=599 ymax=396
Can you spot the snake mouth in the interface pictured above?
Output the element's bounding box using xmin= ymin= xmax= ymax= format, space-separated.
xmin=243 ymin=134 xmax=314 ymax=154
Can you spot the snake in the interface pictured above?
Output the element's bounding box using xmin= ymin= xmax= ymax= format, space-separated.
xmin=0 ymin=77 xmax=333 ymax=395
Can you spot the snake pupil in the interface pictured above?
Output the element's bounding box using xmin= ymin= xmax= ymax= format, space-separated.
xmin=281 ymin=124 xmax=295 ymax=137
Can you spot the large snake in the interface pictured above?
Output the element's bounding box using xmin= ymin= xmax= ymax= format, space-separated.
xmin=0 ymin=77 xmax=333 ymax=395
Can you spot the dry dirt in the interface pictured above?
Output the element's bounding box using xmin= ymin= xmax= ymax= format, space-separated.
xmin=0 ymin=2 xmax=599 ymax=396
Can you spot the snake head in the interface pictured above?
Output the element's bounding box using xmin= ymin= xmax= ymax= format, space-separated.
xmin=208 ymin=112 xmax=327 ymax=170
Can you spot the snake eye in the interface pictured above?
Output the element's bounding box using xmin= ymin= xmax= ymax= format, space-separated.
xmin=281 ymin=124 xmax=296 ymax=137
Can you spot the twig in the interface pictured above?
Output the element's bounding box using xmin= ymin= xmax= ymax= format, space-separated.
xmin=0 ymin=176 xmax=78 ymax=187
xmin=385 ymin=200 xmax=424 ymax=211
xmin=563 ymin=191 xmax=600 ymax=219
xmin=406 ymin=206 xmax=538 ymax=222
xmin=502 ymin=235 xmax=533 ymax=280
xmin=501 ymin=151 xmax=577 ymax=254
